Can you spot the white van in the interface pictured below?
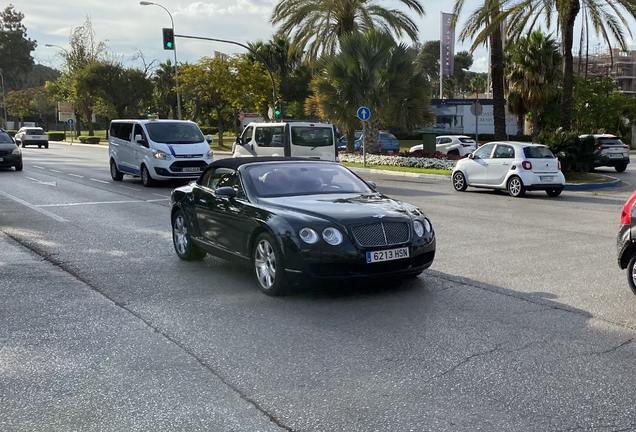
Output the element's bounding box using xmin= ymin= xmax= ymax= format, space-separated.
xmin=233 ymin=121 xmax=338 ymax=161
xmin=108 ymin=119 xmax=214 ymax=186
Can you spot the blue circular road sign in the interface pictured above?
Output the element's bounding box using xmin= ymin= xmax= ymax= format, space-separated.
xmin=66 ymin=118 xmax=75 ymax=125
xmin=357 ymin=106 xmax=371 ymax=121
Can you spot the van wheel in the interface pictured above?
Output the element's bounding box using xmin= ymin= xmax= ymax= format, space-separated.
xmin=110 ymin=159 xmax=123 ymax=181
xmin=141 ymin=164 xmax=155 ymax=187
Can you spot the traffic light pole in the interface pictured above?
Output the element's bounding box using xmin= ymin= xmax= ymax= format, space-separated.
xmin=174 ymin=34 xmax=277 ymax=116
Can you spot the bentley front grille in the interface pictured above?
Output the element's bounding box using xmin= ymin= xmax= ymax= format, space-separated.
xmin=350 ymin=222 xmax=410 ymax=247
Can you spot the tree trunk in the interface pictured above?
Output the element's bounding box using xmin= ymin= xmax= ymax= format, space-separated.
xmin=216 ymin=106 xmax=225 ymax=147
xmin=490 ymin=26 xmax=507 ymax=140
xmin=363 ymin=117 xmax=380 ymax=154
xmin=84 ymin=108 xmax=94 ymax=136
xmin=560 ymin=0 xmax=580 ymax=131
xmin=517 ymin=111 xmax=525 ymax=136
xmin=74 ymin=110 xmax=82 ymax=137
xmin=531 ymin=108 xmax=539 ymax=138
xmin=347 ymin=127 xmax=356 ymax=152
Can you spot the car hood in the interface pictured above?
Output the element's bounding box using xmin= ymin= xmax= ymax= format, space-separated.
xmin=258 ymin=193 xmax=424 ymax=226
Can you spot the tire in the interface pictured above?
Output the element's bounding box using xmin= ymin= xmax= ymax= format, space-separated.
xmin=448 ymin=150 xmax=460 ymax=157
xmin=627 ymin=254 xmax=636 ymax=296
xmin=44 ymin=143 xmax=49 ymax=149
xmin=253 ymin=232 xmax=288 ymax=296
xmin=171 ymin=210 xmax=206 ymax=261
xmin=110 ymin=159 xmax=124 ymax=181
xmin=14 ymin=163 xmax=23 ymax=171
xmin=615 ymin=163 xmax=628 ymax=173
xmin=546 ymin=187 xmax=563 ymax=197
xmin=21 ymin=142 xmax=25 ymax=148
xmin=452 ymin=171 xmax=468 ymax=191
xmin=38 ymin=145 xmax=42 ymax=148
xmin=141 ymin=164 xmax=155 ymax=187
xmin=507 ymin=176 xmax=525 ymax=197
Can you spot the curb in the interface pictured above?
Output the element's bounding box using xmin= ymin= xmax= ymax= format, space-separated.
xmin=564 ymin=178 xmax=622 ymax=190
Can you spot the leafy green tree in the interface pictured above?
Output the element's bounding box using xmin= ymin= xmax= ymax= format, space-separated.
xmin=0 ymin=5 xmax=37 ymax=91
xmin=307 ymin=30 xmax=433 ymax=153
xmin=415 ymin=41 xmax=473 ymax=98
xmin=452 ymin=0 xmax=507 ymax=140
xmin=30 ymin=86 xmax=57 ymax=128
xmin=5 ymin=89 xmax=33 ymax=126
xmin=505 ymin=30 xmax=562 ymax=138
xmin=152 ymin=60 xmax=177 ymax=119
xmin=271 ymin=0 xmax=426 ymax=60
xmin=465 ymin=71 xmax=487 ymax=98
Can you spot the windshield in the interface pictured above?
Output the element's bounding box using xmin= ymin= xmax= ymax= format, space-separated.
xmin=244 ymin=162 xmax=373 ymax=197
xmin=0 ymin=131 xmax=13 ymax=143
xmin=144 ymin=122 xmax=205 ymax=144
xmin=291 ymin=126 xmax=334 ymax=147
xmin=524 ymin=146 xmax=555 ymax=159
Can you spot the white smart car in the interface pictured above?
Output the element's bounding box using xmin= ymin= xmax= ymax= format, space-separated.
xmin=410 ymin=135 xmax=477 ymax=157
xmin=451 ymin=141 xmax=566 ymax=197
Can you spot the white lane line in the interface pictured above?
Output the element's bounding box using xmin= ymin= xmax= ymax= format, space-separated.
xmin=33 ymin=165 xmax=46 ymax=170
xmin=25 ymin=176 xmax=40 ymax=182
xmin=38 ymin=200 xmax=142 ymax=207
xmin=90 ymin=178 xmax=108 ymax=184
xmin=49 ymin=169 xmax=62 ymax=173
xmin=68 ymin=173 xmax=83 ymax=178
xmin=118 ymin=185 xmax=138 ymax=191
xmin=152 ymin=193 xmax=170 ymax=198
xmin=0 ymin=189 xmax=68 ymax=223
xmin=146 ymin=198 xmax=170 ymax=202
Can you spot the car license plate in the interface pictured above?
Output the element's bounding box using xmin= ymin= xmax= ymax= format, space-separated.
xmin=366 ymin=247 xmax=409 ymax=263
xmin=610 ymin=153 xmax=623 ymax=158
xmin=540 ymin=176 xmax=554 ymax=182
xmin=182 ymin=167 xmax=200 ymax=172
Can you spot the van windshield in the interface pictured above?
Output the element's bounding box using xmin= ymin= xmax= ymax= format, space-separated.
xmin=291 ymin=127 xmax=334 ymax=147
xmin=145 ymin=122 xmax=205 ymax=144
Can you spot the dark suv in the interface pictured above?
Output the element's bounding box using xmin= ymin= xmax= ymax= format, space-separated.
xmin=581 ymin=134 xmax=630 ymax=172
xmin=0 ymin=129 xmax=22 ymax=171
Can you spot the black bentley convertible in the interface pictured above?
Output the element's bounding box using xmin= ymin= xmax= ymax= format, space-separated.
xmin=170 ymin=157 xmax=436 ymax=295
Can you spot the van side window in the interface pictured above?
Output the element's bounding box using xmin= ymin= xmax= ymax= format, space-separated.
xmin=118 ymin=123 xmax=133 ymax=141
xmin=241 ymin=126 xmax=253 ymax=144
xmin=110 ymin=123 xmax=121 ymax=139
xmin=255 ymin=127 xmax=272 ymax=147
xmin=133 ymin=124 xmax=146 ymax=143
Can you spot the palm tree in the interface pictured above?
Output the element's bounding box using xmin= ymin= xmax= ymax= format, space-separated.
xmin=270 ymin=0 xmax=425 ymax=61
xmin=306 ymin=30 xmax=433 ymax=152
xmin=505 ymin=0 xmax=636 ymax=130
xmin=152 ymin=60 xmax=177 ymax=119
xmin=505 ymin=30 xmax=562 ymax=138
xmin=452 ymin=0 xmax=508 ymax=140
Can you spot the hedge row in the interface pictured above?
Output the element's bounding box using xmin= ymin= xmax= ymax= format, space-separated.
xmin=199 ymin=126 xmax=219 ymax=135
xmin=47 ymin=132 xmax=66 ymax=141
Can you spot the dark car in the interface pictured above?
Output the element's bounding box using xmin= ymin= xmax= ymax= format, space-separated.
xmin=170 ymin=157 xmax=436 ymax=295
xmin=618 ymin=191 xmax=636 ymax=293
xmin=0 ymin=129 xmax=23 ymax=171
xmin=581 ymin=134 xmax=630 ymax=172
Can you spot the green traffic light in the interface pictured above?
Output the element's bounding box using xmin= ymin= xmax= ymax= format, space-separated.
xmin=275 ymin=110 xmax=281 ymax=115
xmin=166 ymin=42 xmax=173 ymax=48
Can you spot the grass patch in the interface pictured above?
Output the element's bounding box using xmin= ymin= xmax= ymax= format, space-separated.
xmin=565 ymin=172 xmax=617 ymax=184
xmin=341 ymin=162 xmax=451 ymax=176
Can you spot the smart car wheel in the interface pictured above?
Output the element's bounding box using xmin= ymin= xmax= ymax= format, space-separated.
xmin=38 ymin=145 xmax=42 ymax=148
xmin=507 ymin=176 xmax=525 ymax=197
xmin=627 ymin=254 xmax=636 ymax=296
xmin=452 ymin=171 xmax=468 ymax=191
xmin=253 ymin=232 xmax=287 ymax=296
xmin=172 ymin=210 xmax=206 ymax=261
xmin=615 ymin=163 xmax=628 ymax=173
xmin=110 ymin=159 xmax=124 ymax=181
xmin=546 ymin=187 xmax=563 ymax=197
xmin=141 ymin=164 xmax=155 ymax=187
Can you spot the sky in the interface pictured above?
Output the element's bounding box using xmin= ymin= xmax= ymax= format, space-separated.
xmin=12 ymin=0 xmax=634 ymax=75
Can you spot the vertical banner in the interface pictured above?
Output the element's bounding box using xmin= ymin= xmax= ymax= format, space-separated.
xmin=440 ymin=12 xmax=456 ymax=76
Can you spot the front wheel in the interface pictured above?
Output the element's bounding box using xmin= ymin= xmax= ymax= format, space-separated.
xmin=507 ymin=176 xmax=525 ymax=197
xmin=14 ymin=163 xmax=23 ymax=171
xmin=141 ymin=164 xmax=155 ymax=187
xmin=253 ymin=232 xmax=288 ymax=296
xmin=452 ymin=171 xmax=468 ymax=191
xmin=110 ymin=159 xmax=124 ymax=181
xmin=615 ymin=163 xmax=628 ymax=173
xmin=627 ymin=254 xmax=636 ymax=296
xmin=172 ymin=210 xmax=206 ymax=261
xmin=546 ymin=187 xmax=563 ymax=197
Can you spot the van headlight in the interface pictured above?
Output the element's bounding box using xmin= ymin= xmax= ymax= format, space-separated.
xmin=322 ymin=227 xmax=343 ymax=245
xmin=206 ymin=149 xmax=214 ymax=159
xmin=11 ymin=147 xmax=21 ymax=155
xmin=153 ymin=150 xmax=171 ymax=160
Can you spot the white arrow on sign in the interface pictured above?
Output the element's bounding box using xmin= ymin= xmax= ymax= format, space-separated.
xmin=26 ymin=176 xmax=57 ymax=186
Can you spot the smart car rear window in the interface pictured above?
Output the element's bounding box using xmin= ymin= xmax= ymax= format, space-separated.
xmin=523 ymin=146 xmax=555 ymax=159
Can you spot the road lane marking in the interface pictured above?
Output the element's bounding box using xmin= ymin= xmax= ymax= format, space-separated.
xmin=33 ymin=166 xmax=46 ymax=170
xmin=118 ymin=185 xmax=138 ymax=191
xmin=68 ymin=174 xmax=83 ymax=178
xmin=146 ymin=198 xmax=170 ymax=202
xmin=152 ymin=193 xmax=170 ymax=198
xmin=38 ymin=200 xmax=143 ymax=207
xmin=90 ymin=178 xmax=108 ymax=184
xmin=0 ymin=189 xmax=68 ymax=222
xmin=25 ymin=177 xmax=57 ymax=186
xmin=49 ymin=169 xmax=62 ymax=173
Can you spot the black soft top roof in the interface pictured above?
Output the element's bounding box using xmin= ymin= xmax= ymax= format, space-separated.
xmin=205 ymin=157 xmax=334 ymax=171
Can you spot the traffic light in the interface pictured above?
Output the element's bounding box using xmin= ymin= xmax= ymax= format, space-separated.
xmin=162 ymin=28 xmax=175 ymax=50
xmin=274 ymin=100 xmax=282 ymax=119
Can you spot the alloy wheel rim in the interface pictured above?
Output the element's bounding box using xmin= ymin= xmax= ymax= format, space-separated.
xmin=255 ymin=240 xmax=276 ymax=289
xmin=509 ymin=179 xmax=521 ymax=195
xmin=173 ymin=215 xmax=188 ymax=255
xmin=631 ymin=264 xmax=636 ymax=287
xmin=453 ymin=173 xmax=464 ymax=190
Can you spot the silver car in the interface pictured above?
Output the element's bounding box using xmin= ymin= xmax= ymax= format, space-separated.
xmin=410 ymin=135 xmax=477 ymax=157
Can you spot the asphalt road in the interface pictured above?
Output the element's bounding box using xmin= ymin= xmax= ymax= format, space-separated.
xmin=3 ymin=142 xmax=636 ymax=431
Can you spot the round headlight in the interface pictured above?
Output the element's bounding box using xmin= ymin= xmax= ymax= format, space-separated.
xmin=322 ymin=227 xmax=343 ymax=245
xmin=423 ymin=218 xmax=432 ymax=233
xmin=413 ymin=220 xmax=424 ymax=237
xmin=299 ymin=227 xmax=319 ymax=244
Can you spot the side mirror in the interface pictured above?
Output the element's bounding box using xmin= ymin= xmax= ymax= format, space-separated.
xmin=367 ymin=181 xmax=377 ymax=190
xmin=236 ymin=137 xmax=244 ymax=146
xmin=468 ymin=153 xmax=475 ymax=160
xmin=206 ymin=134 xmax=213 ymax=144
xmin=135 ymin=134 xmax=148 ymax=147
xmin=215 ymin=186 xmax=236 ymax=198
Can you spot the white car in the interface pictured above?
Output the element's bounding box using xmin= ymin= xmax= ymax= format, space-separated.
xmin=451 ymin=141 xmax=566 ymax=197
xmin=15 ymin=127 xmax=49 ymax=148
xmin=410 ymin=135 xmax=477 ymax=157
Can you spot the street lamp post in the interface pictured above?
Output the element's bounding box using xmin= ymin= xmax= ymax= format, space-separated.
xmin=0 ymin=70 xmax=7 ymax=129
xmin=140 ymin=1 xmax=182 ymax=120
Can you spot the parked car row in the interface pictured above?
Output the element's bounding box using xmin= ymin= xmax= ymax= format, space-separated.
xmin=409 ymin=135 xmax=477 ymax=157
xmin=337 ymin=131 xmax=400 ymax=152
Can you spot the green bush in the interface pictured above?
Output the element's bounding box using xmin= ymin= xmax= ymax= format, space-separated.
xmin=47 ymin=132 xmax=66 ymax=141
xmin=5 ymin=130 xmax=16 ymax=137
xmin=536 ymin=130 xmax=597 ymax=173
xmin=78 ymin=136 xmax=101 ymax=144
xmin=199 ymin=126 xmax=219 ymax=135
